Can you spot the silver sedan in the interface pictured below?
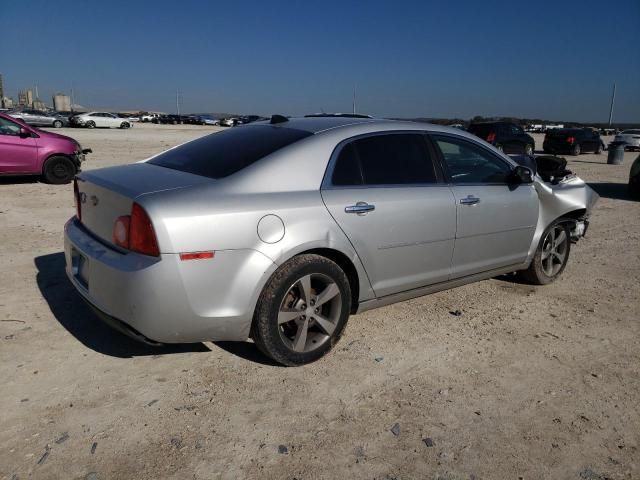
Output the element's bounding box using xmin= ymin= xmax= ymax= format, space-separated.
xmin=64 ymin=116 xmax=598 ymax=365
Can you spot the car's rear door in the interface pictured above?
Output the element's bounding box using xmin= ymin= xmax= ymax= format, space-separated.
xmin=321 ymin=132 xmax=456 ymax=298
xmin=430 ymin=133 xmax=539 ymax=278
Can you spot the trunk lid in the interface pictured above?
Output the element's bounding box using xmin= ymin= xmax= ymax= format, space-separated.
xmin=76 ymin=163 xmax=212 ymax=247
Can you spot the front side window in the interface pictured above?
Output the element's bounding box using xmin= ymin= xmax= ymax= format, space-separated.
xmin=432 ymin=135 xmax=512 ymax=184
xmin=331 ymin=133 xmax=437 ymax=186
xmin=0 ymin=117 xmax=21 ymax=136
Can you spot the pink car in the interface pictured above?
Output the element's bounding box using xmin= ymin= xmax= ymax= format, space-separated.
xmin=0 ymin=112 xmax=90 ymax=184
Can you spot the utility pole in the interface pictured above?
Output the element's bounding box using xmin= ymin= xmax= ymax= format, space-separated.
xmin=352 ymin=84 xmax=356 ymax=114
xmin=176 ymin=90 xmax=180 ymax=116
xmin=608 ymin=82 xmax=616 ymax=126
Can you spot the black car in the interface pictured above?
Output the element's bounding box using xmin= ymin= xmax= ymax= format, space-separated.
xmin=543 ymin=128 xmax=604 ymax=156
xmin=158 ymin=114 xmax=188 ymax=125
xmin=467 ymin=121 xmax=535 ymax=155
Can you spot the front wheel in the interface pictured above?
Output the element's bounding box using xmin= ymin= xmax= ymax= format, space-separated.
xmin=518 ymin=221 xmax=571 ymax=285
xmin=595 ymin=143 xmax=603 ymax=154
xmin=524 ymin=144 xmax=533 ymax=156
xmin=86 ymin=121 xmax=95 ymax=129
xmin=495 ymin=143 xmax=504 ymax=152
xmin=252 ymin=254 xmax=351 ymax=366
xmin=42 ymin=156 xmax=76 ymax=184
xmin=120 ymin=122 xmax=130 ymax=129
xmin=53 ymin=120 xmax=63 ymax=128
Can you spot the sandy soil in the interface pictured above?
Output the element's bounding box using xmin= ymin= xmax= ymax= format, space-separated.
xmin=1 ymin=124 xmax=638 ymax=480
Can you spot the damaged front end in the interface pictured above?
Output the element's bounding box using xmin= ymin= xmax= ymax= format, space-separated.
xmin=512 ymin=154 xmax=599 ymax=259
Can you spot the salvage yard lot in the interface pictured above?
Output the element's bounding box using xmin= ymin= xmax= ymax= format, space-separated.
xmin=1 ymin=124 xmax=639 ymax=479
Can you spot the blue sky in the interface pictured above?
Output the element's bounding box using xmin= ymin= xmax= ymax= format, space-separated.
xmin=2 ymin=0 xmax=639 ymax=121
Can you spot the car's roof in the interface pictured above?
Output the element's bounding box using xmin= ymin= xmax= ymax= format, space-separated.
xmin=251 ymin=116 xmax=378 ymax=133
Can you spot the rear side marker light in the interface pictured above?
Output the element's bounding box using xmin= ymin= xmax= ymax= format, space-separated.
xmin=179 ymin=251 xmax=215 ymax=261
xmin=487 ymin=132 xmax=496 ymax=143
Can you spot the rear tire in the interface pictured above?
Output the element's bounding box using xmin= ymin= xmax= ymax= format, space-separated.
xmin=518 ymin=220 xmax=571 ymax=285
xmin=495 ymin=143 xmax=504 ymax=152
xmin=252 ymin=254 xmax=351 ymax=366
xmin=524 ymin=144 xmax=533 ymax=156
xmin=571 ymin=144 xmax=581 ymax=156
xmin=42 ymin=156 xmax=76 ymax=184
xmin=595 ymin=143 xmax=603 ymax=154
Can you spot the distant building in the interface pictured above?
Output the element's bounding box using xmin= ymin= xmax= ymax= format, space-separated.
xmin=2 ymin=97 xmax=14 ymax=109
xmin=33 ymin=99 xmax=47 ymax=111
xmin=18 ymin=89 xmax=33 ymax=107
xmin=53 ymin=94 xmax=71 ymax=112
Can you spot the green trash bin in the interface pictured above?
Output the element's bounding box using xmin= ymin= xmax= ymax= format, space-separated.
xmin=607 ymin=141 xmax=625 ymax=165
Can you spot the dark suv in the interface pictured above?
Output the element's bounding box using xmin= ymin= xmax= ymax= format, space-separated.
xmin=467 ymin=122 xmax=535 ymax=155
xmin=543 ymin=128 xmax=604 ymax=156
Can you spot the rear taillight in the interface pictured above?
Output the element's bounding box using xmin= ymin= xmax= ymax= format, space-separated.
xmin=73 ymin=178 xmax=81 ymax=221
xmin=487 ymin=132 xmax=496 ymax=142
xmin=566 ymin=136 xmax=575 ymax=144
xmin=112 ymin=203 xmax=160 ymax=257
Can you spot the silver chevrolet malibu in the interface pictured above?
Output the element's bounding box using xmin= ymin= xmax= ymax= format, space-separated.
xmin=64 ymin=116 xmax=598 ymax=365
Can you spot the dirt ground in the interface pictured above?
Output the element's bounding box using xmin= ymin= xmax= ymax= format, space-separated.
xmin=1 ymin=124 xmax=638 ymax=480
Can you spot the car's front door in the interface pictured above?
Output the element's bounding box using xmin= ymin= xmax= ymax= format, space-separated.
xmin=322 ymin=132 xmax=457 ymax=298
xmin=430 ymin=134 xmax=539 ymax=278
xmin=0 ymin=116 xmax=39 ymax=173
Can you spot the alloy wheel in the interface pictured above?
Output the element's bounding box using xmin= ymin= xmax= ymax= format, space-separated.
xmin=540 ymin=225 xmax=568 ymax=277
xmin=277 ymin=273 xmax=342 ymax=353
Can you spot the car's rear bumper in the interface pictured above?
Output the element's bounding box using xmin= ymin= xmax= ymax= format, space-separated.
xmin=64 ymin=217 xmax=277 ymax=343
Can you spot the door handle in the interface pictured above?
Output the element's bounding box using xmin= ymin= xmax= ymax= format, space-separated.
xmin=459 ymin=195 xmax=480 ymax=206
xmin=345 ymin=202 xmax=375 ymax=215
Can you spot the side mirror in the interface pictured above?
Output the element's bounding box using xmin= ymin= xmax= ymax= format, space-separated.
xmin=19 ymin=127 xmax=31 ymax=138
xmin=511 ymin=165 xmax=534 ymax=184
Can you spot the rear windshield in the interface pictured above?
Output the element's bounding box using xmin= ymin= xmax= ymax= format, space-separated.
xmin=149 ymin=125 xmax=312 ymax=179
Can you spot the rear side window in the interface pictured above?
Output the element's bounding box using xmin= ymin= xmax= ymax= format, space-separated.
xmin=149 ymin=126 xmax=312 ymax=179
xmin=331 ymin=133 xmax=437 ymax=186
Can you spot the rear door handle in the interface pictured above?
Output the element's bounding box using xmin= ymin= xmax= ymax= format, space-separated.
xmin=345 ymin=202 xmax=375 ymax=215
xmin=459 ymin=195 xmax=480 ymax=206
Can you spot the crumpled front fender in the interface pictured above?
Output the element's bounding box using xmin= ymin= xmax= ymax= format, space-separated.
xmin=526 ymin=175 xmax=600 ymax=262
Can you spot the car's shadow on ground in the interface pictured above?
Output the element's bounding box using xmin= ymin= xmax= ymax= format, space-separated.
xmin=0 ymin=176 xmax=40 ymax=185
xmin=212 ymin=342 xmax=282 ymax=367
xmin=588 ymin=182 xmax=638 ymax=202
xmin=35 ymin=252 xmax=211 ymax=358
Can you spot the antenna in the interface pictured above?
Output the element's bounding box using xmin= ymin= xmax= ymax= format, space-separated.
xmin=608 ymin=82 xmax=616 ymax=126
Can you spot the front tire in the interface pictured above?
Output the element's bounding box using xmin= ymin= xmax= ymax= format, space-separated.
xmin=53 ymin=120 xmax=63 ymax=128
xmin=42 ymin=156 xmax=76 ymax=184
xmin=86 ymin=121 xmax=95 ymax=129
xmin=120 ymin=122 xmax=130 ymax=129
xmin=595 ymin=143 xmax=603 ymax=154
xmin=518 ymin=220 xmax=571 ymax=285
xmin=252 ymin=254 xmax=351 ymax=366
xmin=495 ymin=143 xmax=504 ymax=152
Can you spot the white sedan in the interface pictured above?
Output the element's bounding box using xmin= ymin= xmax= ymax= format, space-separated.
xmin=615 ymin=129 xmax=640 ymax=151
xmin=71 ymin=112 xmax=132 ymax=129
